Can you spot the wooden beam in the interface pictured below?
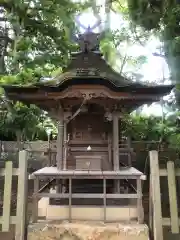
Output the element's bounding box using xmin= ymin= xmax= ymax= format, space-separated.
xmin=0 ymin=168 xmax=19 ymax=176
xmin=160 ymin=168 xmax=180 ymax=177
xmin=31 ymin=175 xmax=142 ymax=180
xmin=0 ymin=216 xmax=17 ymax=225
xmin=37 ymin=193 xmax=139 ymax=199
xmin=162 ymin=218 xmax=180 ymax=226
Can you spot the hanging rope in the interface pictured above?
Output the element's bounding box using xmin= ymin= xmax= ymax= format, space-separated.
xmin=66 ymin=98 xmax=87 ymax=124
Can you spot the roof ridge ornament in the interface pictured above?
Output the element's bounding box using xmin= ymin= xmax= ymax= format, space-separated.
xmin=74 ymin=16 xmax=105 ymax=53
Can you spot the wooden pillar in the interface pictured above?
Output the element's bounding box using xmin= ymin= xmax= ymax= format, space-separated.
xmin=64 ymin=122 xmax=67 ymax=143
xmin=63 ymin=122 xmax=67 ymax=170
xmin=112 ymin=112 xmax=120 ymax=193
xmin=32 ymin=178 xmax=39 ymax=223
xmin=15 ymin=150 xmax=28 ymax=240
xmin=108 ymin=133 xmax=112 ymax=164
xmin=112 ymin=113 xmax=119 ymax=171
xmin=69 ymin=178 xmax=72 ymax=222
xmin=167 ymin=161 xmax=179 ymax=233
xmin=116 ymin=179 xmax=120 ymax=193
xmin=137 ymin=178 xmax=144 ymax=223
xmin=127 ymin=137 xmax=132 ymax=167
xmin=149 ymin=150 xmax=163 ymax=240
xmin=103 ymin=178 xmax=106 ymax=222
xmin=56 ymin=109 xmax=64 ymax=170
xmin=149 ymin=174 xmax=153 ymax=231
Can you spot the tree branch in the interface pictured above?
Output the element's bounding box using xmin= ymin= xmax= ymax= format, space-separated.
xmin=152 ymin=52 xmax=165 ymax=58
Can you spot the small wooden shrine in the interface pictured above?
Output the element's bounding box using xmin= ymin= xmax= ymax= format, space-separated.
xmin=2 ymin=28 xmax=174 ymax=223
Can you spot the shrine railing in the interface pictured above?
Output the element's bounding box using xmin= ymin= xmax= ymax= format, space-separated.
xmin=32 ymin=174 xmax=144 ymax=223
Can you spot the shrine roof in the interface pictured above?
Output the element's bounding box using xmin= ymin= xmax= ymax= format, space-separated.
xmin=1 ymin=31 xmax=174 ymax=111
xmin=2 ymin=51 xmax=174 ymax=95
xmin=2 ymin=78 xmax=174 ymax=96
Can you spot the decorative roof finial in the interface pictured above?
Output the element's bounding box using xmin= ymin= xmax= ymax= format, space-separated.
xmin=72 ymin=15 xmax=105 ymax=53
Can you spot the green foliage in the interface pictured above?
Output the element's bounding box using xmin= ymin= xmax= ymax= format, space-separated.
xmin=0 ymin=0 xmax=83 ymax=77
xmin=127 ymin=0 xmax=180 ymax=85
xmin=0 ymin=0 xmax=82 ymax=144
xmin=0 ymin=67 xmax=52 ymax=86
xmin=127 ymin=0 xmax=163 ymax=30
xmin=0 ymin=102 xmax=42 ymax=140
xmin=121 ymin=113 xmax=180 ymax=150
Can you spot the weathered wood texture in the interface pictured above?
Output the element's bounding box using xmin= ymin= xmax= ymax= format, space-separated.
xmin=149 ymin=150 xmax=163 ymax=240
xmin=149 ymin=150 xmax=180 ymax=240
xmin=0 ymin=150 xmax=28 ymax=240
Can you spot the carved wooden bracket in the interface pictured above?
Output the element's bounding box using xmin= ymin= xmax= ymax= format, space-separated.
xmin=104 ymin=112 xmax=112 ymax=121
xmin=62 ymin=89 xmax=111 ymax=100
xmin=105 ymin=111 xmax=124 ymax=121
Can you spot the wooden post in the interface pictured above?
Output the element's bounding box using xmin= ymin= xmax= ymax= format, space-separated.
xmin=167 ymin=161 xmax=179 ymax=233
xmin=63 ymin=122 xmax=67 ymax=170
xmin=15 ymin=150 xmax=28 ymax=240
xmin=108 ymin=133 xmax=112 ymax=165
xmin=149 ymin=174 xmax=153 ymax=232
xmin=69 ymin=178 xmax=72 ymax=222
xmin=137 ymin=178 xmax=144 ymax=223
xmin=103 ymin=178 xmax=106 ymax=222
xmin=112 ymin=113 xmax=119 ymax=171
xmin=56 ymin=107 xmax=64 ymax=170
xmin=116 ymin=180 xmax=120 ymax=193
xmin=32 ymin=178 xmax=39 ymax=223
xmin=127 ymin=137 xmax=132 ymax=167
xmin=112 ymin=113 xmax=120 ymax=193
xmin=2 ymin=161 xmax=13 ymax=232
xmin=149 ymin=150 xmax=163 ymax=240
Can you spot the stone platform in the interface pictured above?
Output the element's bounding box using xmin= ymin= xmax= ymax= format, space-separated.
xmin=28 ymin=222 xmax=149 ymax=240
xmin=38 ymin=197 xmax=138 ymax=222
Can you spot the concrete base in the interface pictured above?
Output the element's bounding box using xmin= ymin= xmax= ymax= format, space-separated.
xmin=28 ymin=222 xmax=149 ymax=240
xmin=38 ymin=197 xmax=138 ymax=222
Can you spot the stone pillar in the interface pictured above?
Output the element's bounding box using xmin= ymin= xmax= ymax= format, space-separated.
xmin=112 ymin=113 xmax=119 ymax=171
xmin=56 ymin=109 xmax=64 ymax=170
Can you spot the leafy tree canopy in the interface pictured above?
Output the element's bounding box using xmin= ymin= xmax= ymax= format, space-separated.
xmin=0 ymin=0 xmax=180 ymax=152
xmin=127 ymin=0 xmax=180 ymax=83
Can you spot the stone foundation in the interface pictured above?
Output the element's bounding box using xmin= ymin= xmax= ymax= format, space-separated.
xmin=38 ymin=197 xmax=139 ymax=222
xmin=28 ymin=222 xmax=149 ymax=240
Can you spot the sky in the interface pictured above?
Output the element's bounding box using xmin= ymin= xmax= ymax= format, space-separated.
xmin=77 ymin=5 xmax=171 ymax=116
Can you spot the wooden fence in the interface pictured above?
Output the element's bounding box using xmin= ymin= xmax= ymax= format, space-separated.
xmin=149 ymin=150 xmax=180 ymax=240
xmin=0 ymin=150 xmax=28 ymax=240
